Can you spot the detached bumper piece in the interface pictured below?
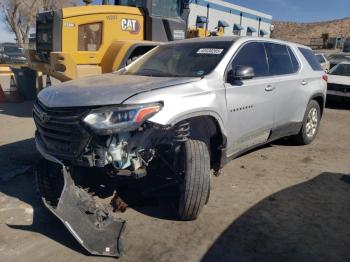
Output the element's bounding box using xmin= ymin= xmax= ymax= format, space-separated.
xmin=43 ymin=167 xmax=126 ymax=257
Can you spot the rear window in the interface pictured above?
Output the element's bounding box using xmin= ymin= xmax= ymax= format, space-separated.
xmin=265 ymin=43 xmax=298 ymax=75
xmin=4 ymin=46 xmax=21 ymax=53
xmin=298 ymin=48 xmax=323 ymax=71
xmin=316 ymin=54 xmax=326 ymax=63
xmin=288 ymin=47 xmax=300 ymax=72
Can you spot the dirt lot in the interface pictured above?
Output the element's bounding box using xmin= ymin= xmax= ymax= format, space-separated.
xmin=0 ymin=99 xmax=349 ymax=262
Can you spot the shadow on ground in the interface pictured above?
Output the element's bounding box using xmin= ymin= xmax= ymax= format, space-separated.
xmin=2 ymin=141 xmax=350 ymax=260
xmin=0 ymin=101 xmax=34 ymax=118
xmin=202 ymin=172 xmax=350 ymax=262
xmin=0 ymin=139 xmax=39 ymax=181
xmin=0 ymin=152 xmax=179 ymax=257
xmin=0 ymin=138 xmax=88 ymax=254
xmin=0 ymin=173 xmax=90 ymax=255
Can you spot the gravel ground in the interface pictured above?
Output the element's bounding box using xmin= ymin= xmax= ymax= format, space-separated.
xmin=0 ymin=98 xmax=349 ymax=262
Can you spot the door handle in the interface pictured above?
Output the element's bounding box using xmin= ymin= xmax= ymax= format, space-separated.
xmin=301 ymin=80 xmax=308 ymax=86
xmin=265 ymin=85 xmax=275 ymax=92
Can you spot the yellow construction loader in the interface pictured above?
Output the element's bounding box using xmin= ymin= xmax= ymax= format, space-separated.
xmin=187 ymin=15 xmax=229 ymax=38
xmin=28 ymin=0 xmax=190 ymax=83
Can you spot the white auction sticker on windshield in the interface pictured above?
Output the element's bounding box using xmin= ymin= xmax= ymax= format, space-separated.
xmin=197 ymin=48 xmax=224 ymax=55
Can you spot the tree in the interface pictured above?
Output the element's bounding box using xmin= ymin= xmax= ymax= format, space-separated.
xmin=0 ymin=0 xmax=79 ymax=48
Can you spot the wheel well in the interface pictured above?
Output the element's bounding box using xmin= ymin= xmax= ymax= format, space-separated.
xmin=312 ymin=96 xmax=324 ymax=117
xmin=184 ymin=116 xmax=225 ymax=171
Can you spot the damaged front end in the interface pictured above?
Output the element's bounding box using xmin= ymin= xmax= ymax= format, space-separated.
xmin=33 ymin=100 xmax=177 ymax=257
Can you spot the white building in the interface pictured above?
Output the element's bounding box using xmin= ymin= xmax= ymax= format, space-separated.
xmin=188 ymin=0 xmax=273 ymax=37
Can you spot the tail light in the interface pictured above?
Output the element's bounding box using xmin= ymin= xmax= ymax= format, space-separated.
xmin=322 ymin=75 xmax=328 ymax=83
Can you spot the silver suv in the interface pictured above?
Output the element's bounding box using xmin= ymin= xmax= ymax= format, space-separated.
xmin=34 ymin=37 xmax=327 ymax=257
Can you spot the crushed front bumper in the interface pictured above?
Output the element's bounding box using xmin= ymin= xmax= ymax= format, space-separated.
xmin=36 ymin=140 xmax=127 ymax=257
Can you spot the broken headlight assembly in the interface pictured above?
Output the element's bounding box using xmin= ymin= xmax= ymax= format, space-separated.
xmin=83 ymin=103 xmax=163 ymax=135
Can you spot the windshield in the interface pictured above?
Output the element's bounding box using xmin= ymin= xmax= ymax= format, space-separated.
xmin=124 ymin=41 xmax=232 ymax=77
xmin=4 ymin=46 xmax=21 ymax=54
xmin=329 ymin=64 xmax=350 ymax=76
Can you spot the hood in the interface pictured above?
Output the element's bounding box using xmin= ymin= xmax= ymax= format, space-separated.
xmin=38 ymin=74 xmax=200 ymax=108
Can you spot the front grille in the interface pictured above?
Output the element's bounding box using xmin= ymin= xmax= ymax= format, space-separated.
xmin=33 ymin=101 xmax=91 ymax=159
xmin=328 ymin=83 xmax=350 ymax=93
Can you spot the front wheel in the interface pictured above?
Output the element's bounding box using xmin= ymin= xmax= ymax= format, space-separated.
xmin=34 ymin=158 xmax=64 ymax=206
xmin=177 ymin=140 xmax=210 ymax=221
xmin=294 ymin=100 xmax=321 ymax=145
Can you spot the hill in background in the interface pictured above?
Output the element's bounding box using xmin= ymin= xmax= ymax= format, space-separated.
xmin=271 ymin=17 xmax=350 ymax=48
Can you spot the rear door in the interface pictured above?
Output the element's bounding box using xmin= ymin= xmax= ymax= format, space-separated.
xmin=224 ymin=42 xmax=275 ymax=156
xmin=264 ymin=43 xmax=302 ymax=135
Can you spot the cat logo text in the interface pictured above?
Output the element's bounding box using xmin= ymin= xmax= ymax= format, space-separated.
xmin=121 ymin=19 xmax=140 ymax=34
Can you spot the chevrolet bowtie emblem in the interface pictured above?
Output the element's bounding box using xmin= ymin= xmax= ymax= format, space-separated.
xmin=39 ymin=111 xmax=51 ymax=123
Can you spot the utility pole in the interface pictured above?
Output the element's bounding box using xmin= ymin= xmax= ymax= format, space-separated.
xmin=239 ymin=12 xmax=243 ymax=36
xmin=205 ymin=3 xmax=210 ymax=36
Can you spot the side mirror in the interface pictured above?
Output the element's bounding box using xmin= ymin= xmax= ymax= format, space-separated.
xmin=227 ymin=65 xmax=255 ymax=83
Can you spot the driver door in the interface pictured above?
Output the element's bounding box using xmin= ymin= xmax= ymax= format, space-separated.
xmin=224 ymin=42 xmax=276 ymax=156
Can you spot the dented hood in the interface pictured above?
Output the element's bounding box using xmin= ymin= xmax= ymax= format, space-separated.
xmin=38 ymin=74 xmax=200 ymax=108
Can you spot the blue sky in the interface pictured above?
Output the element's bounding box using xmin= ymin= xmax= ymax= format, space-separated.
xmin=228 ymin=0 xmax=350 ymax=22
xmin=1 ymin=0 xmax=349 ymax=42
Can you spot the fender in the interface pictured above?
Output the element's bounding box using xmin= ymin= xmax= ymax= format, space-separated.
xmin=310 ymin=92 xmax=326 ymax=113
xmin=164 ymin=110 xmax=228 ymax=140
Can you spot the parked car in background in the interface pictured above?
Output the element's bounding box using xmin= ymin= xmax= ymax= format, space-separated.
xmin=0 ymin=43 xmax=27 ymax=64
xmin=327 ymin=62 xmax=350 ymax=98
xmin=33 ymin=37 xmax=327 ymax=257
xmin=315 ymin=53 xmax=330 ymax=72
xmin=328 ymin=53 xmax=350 ymax=69
xmin=343 ymin=39 xmax=350 ymax=52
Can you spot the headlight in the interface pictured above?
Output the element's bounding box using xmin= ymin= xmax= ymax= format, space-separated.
xmin=83 ymin=103 xmax=163 ymax=135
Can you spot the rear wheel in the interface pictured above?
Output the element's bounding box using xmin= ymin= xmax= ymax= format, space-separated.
xmin=177 ymin=140 xmax=210 ymax=220
xmin=294 ymin=100 xmax=321 ymax=145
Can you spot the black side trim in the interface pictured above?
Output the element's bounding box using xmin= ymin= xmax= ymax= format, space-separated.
xmin=269 ymin=122 xmax=303 ymax=142
xmin=218 ymin=122 xmax=302 ymax=169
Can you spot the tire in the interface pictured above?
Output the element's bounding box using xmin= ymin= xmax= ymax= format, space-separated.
xmin=293 ymin=100 xmax=321 ymax=145
xmin=178 ymin=139 xmax=210 ymax=221
xmin=34 ymin=158 xmax=64 ymax=206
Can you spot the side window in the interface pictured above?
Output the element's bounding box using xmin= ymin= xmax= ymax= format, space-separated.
xmin=78 ymin=22 xmax=102 ymax=51
xmin=288 ymin=47 xmax=300 ymax=73
xmin=152 ymin=0 xmax=180 ymax=18
xmin=298 ymin=48 xmax=323 ymax=71
xmin=231 ymin=42 xmax=269 ymax=77
xmin=265 ymin=43 xmax=295 ymax=75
